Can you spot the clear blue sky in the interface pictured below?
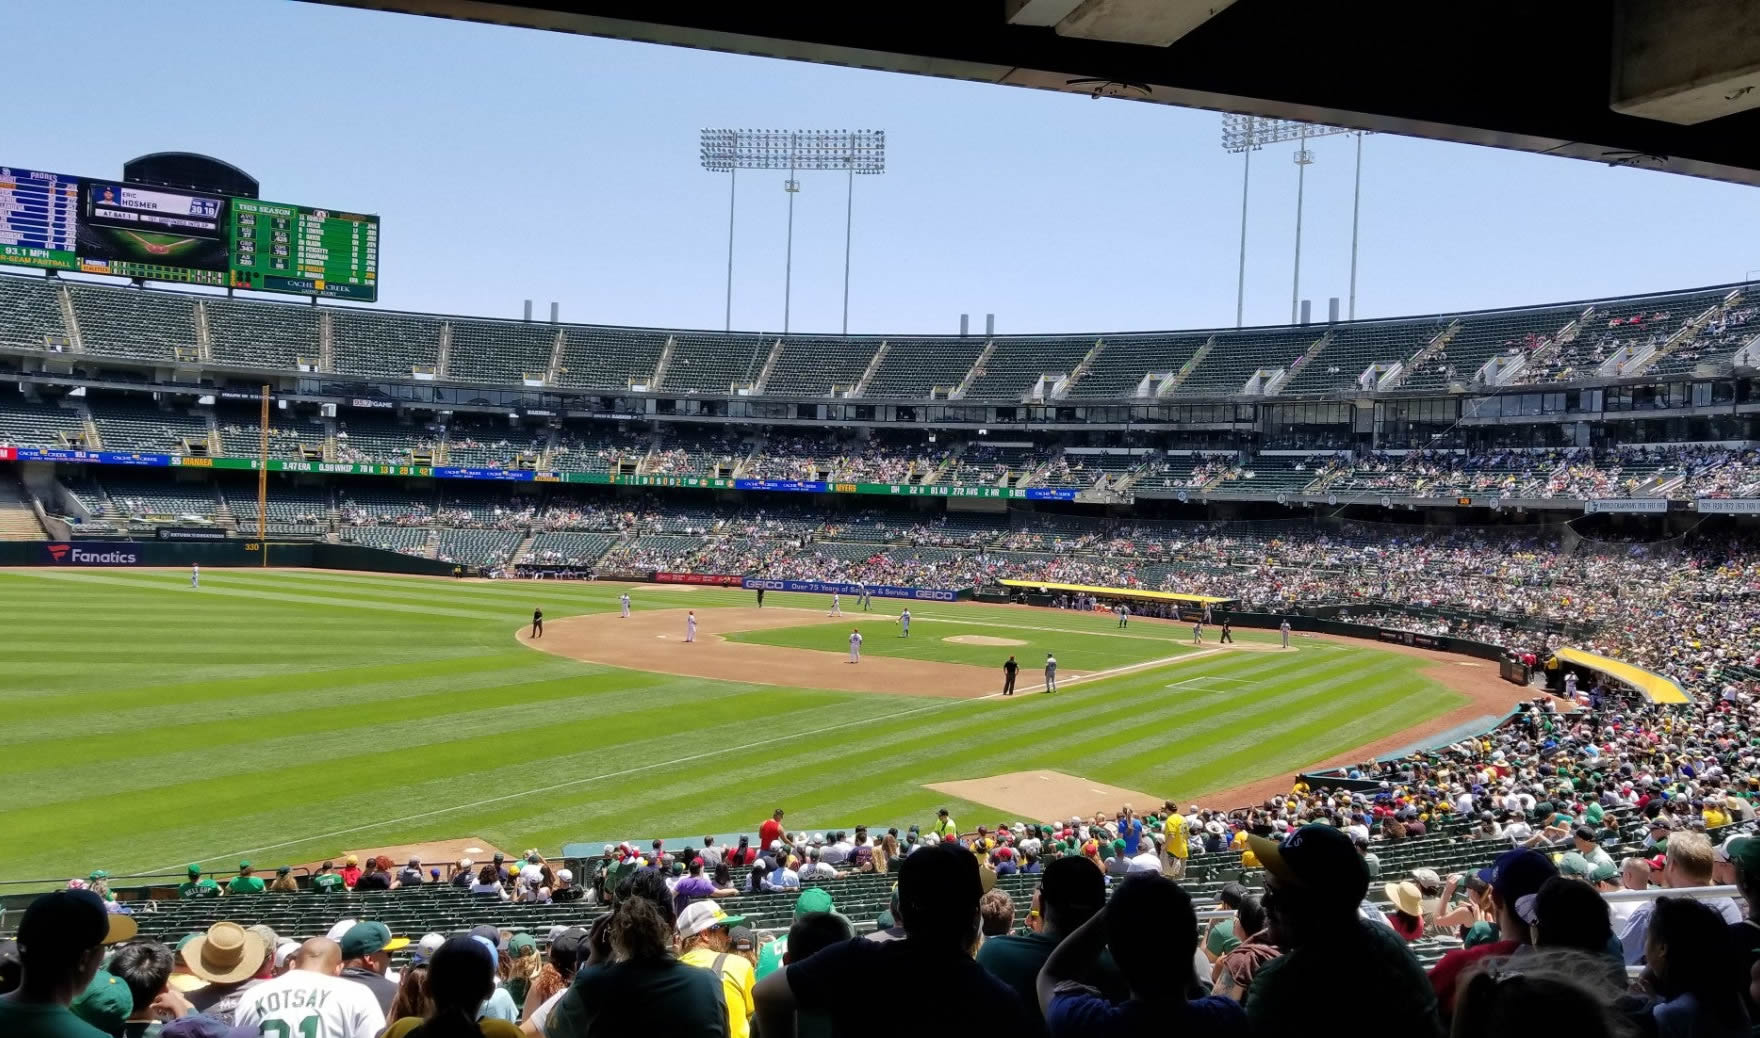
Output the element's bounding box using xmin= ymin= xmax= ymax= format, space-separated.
xmin=11 ymin=0 xmax=1760 ymax=335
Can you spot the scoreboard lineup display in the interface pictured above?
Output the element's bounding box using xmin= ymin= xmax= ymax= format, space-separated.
xmin=0 ymin=165 xmax=377 ymax=300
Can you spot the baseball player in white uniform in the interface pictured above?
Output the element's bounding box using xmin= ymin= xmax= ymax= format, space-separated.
xmin=897 ymin=608 xmax=911 ymax=637
xmin=1280 ymin=619 xmax=1291 ymax=648
xmin=1043 ymin=653 xmax=1058 ymax=693
xmin=685 ymin=611 xmax=697 ymax=643
xmin=829 ymin=592 xmax=842 ymax=617
xmin=859 ymin=583 xmax=871 ymax=611
xmin=620 ymin=592 xmax=631 ymax=618
xmin=191 ymin=563 xmax=200 ymax=588
xmin=848 ymin=628 xmax=862 ymax=663
xmin=1192 ymin=620 xmax=1203 ymax=644
xmin=231 ymin=939 xmax=386 ymax=1038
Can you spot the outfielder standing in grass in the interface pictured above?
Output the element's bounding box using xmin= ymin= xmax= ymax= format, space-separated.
xmin=191 ymin=563 xmax=200 ymax=588
xmin=897 ymin=608 xmax=911 ymax=637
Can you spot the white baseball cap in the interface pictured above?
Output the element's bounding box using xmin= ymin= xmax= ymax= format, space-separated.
xmin=413 ymin=933 xmax=445 ymax=962
xmin=326 ymin=919 xmax=358 ymax=942
xmin=676 ymin=900 xmax=747 ymax=939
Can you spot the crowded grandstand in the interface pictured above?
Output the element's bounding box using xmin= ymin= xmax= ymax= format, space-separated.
xmin=9 ymin=0 xmax=1760 ymax=1033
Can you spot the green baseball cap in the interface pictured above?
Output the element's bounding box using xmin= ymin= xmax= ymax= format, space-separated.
xmin=186 ymin=864 xmax=202 ymax=876
xmin=1556 ymin=851 xmax=1593 ymax=878
xmin=1589 ymin=859 xmax=1619 ymax=884
xmin=1727 ymin=836 xmax=1760 ymax=877
xmin=238 ymin=861 xmax=252 ymax=871
xmin=508 ymin=933 xmax=537 ymax=957
xmin=72 ymin=970 xmax=133 ymax=1033
xmin=87 ymin=870 xmax=109 ymax=882
xmin=794 ymin=887 xmax=835 ymax=918
xmin=340 ymin=921 xmax=409 ymax=959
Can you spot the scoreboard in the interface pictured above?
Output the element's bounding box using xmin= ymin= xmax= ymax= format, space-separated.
xmin=0 ymin=165 xmax=377 ymax=300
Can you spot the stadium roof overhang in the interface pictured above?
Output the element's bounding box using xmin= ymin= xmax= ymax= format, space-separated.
xmin=311 ymin=1 xmax=1760 ymax=186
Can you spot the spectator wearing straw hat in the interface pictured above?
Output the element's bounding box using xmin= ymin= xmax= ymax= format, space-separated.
xmin=182 ymin=922 xmax=269 ymax=1025
xmin=0 ymin=889 xmax=137 ymax=1038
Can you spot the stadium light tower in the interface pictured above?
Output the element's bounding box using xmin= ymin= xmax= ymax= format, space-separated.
xmin=1220 ymin=116 xmax=1367 ymax=325
xmin=701 ymin=129 xmax=886 ymax=334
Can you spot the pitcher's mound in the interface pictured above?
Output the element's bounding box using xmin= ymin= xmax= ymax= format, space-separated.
xmin=945 ymin=634 xmax=1027 ymax=646
xmin=928 ymin=770 xmax=1162 ymax=822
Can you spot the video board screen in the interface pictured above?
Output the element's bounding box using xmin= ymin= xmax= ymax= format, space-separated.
xmin=0 ymin=165 xmax=377 ymax=300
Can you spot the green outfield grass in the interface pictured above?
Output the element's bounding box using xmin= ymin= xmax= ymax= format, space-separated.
xmin=0 ymin=569 xmax=1468 ymax=883
xmin=725 ymin=612 xmax=1197 ymax=669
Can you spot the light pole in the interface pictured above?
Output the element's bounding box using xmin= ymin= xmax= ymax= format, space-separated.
xmin=700 ymin=129 xmax=886 ymax=334
xmin=1220 ymin=116 xmax=1363 ymax=326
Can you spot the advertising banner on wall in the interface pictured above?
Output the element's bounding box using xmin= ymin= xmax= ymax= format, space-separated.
xmin=740 ymin=577 xmax=959 ymax=602
xmin=655 ymin=572 xmax=744 ymax=586
xmin=41 ymin=541 xmax=141 ymax=565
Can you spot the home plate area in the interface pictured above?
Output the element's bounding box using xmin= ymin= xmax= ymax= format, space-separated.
xmin=1166 ymin=675 xmax=1254 ymax=693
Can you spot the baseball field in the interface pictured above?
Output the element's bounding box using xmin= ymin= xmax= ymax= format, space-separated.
xmin=0 ymin=568 xmax=1518 ymax=883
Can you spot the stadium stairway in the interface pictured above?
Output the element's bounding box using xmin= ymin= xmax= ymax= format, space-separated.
xmin=0 ymin=475 xmax=46 ymax=539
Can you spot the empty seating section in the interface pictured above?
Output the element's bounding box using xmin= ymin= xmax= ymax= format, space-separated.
xmin=664 ymin=334 xmax=768 ymax=393
xmin=99 ymin=477 xmax=218 ymax=518
xmin=554 ymin=327 xmax=665 ymax=390
xmin=227 ymin=484 xmax=329 ymax=532
xmin=1068 ymin=334 xmax=1208 ymax=399
xmin=0 ymin=275 xmax=66 ymax=349
xmin=434 ymin=528 xmax=521 ymax=567
xmin=70 ymin=285 xmax=196 ymax=360
xmin=963 ymin=336 xmax=1094 ymax=400
xmin=331 ymin=310 xmax=441 ymax=378
xmin=945 ymin=444 xmax=1034 ymax=485
xmin=334 ymin=417 xmax=437 ymax=465
xmin=215 ymin=405 xmax=324 ymax=459
xmin=206 ymin=298 xmax=318 ymax=369
xmin=646 ymin=431 xmax=742 ymax=476
xmin=89 ymin=401 xmax=209 ymax=452
xmin=765 ymin=338 xmax=878 ymax=396
xmin=1282 ymin=321 xmax=1436 ymax=395
xmin=446 ymin=320 xmax=556 ymax=385
xmin=523 ymin=531 xmax=616 ymax=565
xmin=1176 ymin=328 xmax=1316 ymax=396
xmin=1208 ymin=457 xmax=1327 ymax=496
xmin=1401 ymin=305 xmax=1575 ymax=390
xmin=340 ymin=489 xmax=435 ymax=525
xmin=341 ymin=525 xmax=430 ymax=553
xmin=862 ymin=337 xmax=986 ymax=398
xmin=0 ymin=397 xmax=86 ymax=446
xmin=550 ymin=430 xmax=634 ymax=473
xmin=443 ymin=419 xmax=548 ymax=469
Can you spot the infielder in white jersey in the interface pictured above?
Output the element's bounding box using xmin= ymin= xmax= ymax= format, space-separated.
xmin=829 ymin=592 xmax=842 ymax=617
xmin=232 ymin=938 xmax=385 ymax=1038
xmin=620 ymin=592 xmax=631 ymax=618
xmin=848 ymin=627 xmax=862 ymax=663
xmin=685 ymin=610 xmax=697 ymax=643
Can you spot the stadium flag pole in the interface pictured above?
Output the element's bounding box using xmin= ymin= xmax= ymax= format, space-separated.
xmin=1235 ymin=138 xmax=1251 ymax=328
xmin=726 ymin=163 xmax=737 ymax=332
xmin=1349 ymin=130 xmax=1364 ymax=320
xmin=257 ymin=384 xmax=269 ymax=565
xmin=842 ymin=159 xmax=854 ymax=336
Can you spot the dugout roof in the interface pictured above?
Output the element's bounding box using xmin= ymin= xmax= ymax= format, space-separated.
xmin=1552 ymin=647 xmax=1690 ymax=706
xmin=319 ymin=1 xmax=1760 ymax=187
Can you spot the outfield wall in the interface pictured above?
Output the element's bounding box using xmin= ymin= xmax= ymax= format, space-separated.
xmin=0 ymin=539 xmax=458 ymax=576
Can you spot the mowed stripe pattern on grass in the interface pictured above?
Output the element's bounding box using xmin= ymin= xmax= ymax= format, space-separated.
xmin=0 ymin=570 xmax=1464 ymax=880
